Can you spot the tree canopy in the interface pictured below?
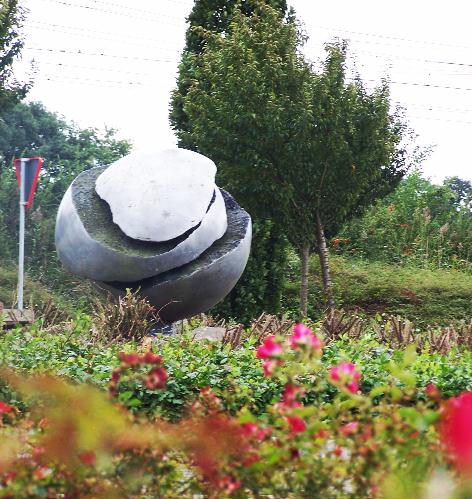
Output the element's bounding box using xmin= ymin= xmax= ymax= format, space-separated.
xmin=179 ymin=2 xmax=418 ymax=314
xmin=0 ymin=0 xmax=30 ymax=111
xmin=0 ymin=101 xmax=131 ymax=290
xmin=170 ymin=0 xmax=288 ymax=151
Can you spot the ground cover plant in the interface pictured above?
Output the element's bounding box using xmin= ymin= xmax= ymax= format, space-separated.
xmin=0 ymin=322 xmax=471 ymax=497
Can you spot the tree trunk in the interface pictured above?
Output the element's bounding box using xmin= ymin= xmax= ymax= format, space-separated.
xmin=299 ymin=244 xmax=310 ymax=319
xmin=315 ymin=210 xmax=335 ymax=310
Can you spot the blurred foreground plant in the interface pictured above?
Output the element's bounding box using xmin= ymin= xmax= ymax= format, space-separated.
xmin=0 ymin=323 xmax=471 ymax=498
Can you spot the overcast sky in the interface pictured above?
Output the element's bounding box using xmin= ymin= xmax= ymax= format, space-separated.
xmin=14 ymin=0 xmax=472 ymax=182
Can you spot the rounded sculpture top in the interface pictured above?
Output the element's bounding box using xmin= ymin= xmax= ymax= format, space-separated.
xmin=95 ymin=148 xmax=217 ymax=242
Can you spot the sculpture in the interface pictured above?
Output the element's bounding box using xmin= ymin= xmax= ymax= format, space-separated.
xmin=55 ymin=149 xmax=252 ymax=323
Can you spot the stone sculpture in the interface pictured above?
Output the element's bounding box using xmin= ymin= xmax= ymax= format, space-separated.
xmin=55 ymin=148 xmax=252 ymax=324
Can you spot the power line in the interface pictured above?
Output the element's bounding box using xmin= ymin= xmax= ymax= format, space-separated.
xmin=310 ymin=25 xmax=472 ymax=51
xmin=27 ymin=25 xmax=180 ymax=53
xmin=409 ymin=115 xmax=472 ymax=125
xmin=88 ymin=0 xmax=192 ymax=16
xmin=36 ymin=74 xmax=150 ymax=87
xmin=89 ymin=0 xmax=193 ymax=12
xmin=24 ymin=46 xmax=178 ymax=64
xmin=38 ymin=60 xmax=156 ymax=77
xmin=38 ymin=0 xmax=186 ymax=26
xmin=28 ymin=20 xmax=181 ymax=47
xmin=345 ymin=76 xmax=472 ymax=92
xmin=350 ymin=48 xmax=472 ymax=69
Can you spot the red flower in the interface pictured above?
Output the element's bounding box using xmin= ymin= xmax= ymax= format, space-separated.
xmin=79 ymin=451 xmax=96 ymax=466
xmin=290 ymin=324 xmax=323 ymax=352
xmin=118 ymin=352 xmax=141 ymax=366
xmin=110 ymin=367 xmax=121 ymax=383
xmin=426 ymin=383 xmax=440 ymax=399
xmin=143 ymin=352 xmax=163 ymax=364
xmin=440 ymin=391 xmax=472 ymax=474
xmin=314 ymin=429 xmax=329 ymax=439
xmin=242 ymin=453 xmax=260 ymax=467
xmin=0 ymin=401 xmax=13 ymax=414
xmin=145 ymin=367 xmax=167 ymax=390
xmin=3 ymin=471 xmax=17 ymax=484
xmin=218 ymin=475 xmax=241 ymax=493
xmin=256 ymin=336 xmax=283 ymax=359
xmin=286 ymin=416 xmax=306 ymax=434
xmin=329 ymin=362 xmax=361 ymax=394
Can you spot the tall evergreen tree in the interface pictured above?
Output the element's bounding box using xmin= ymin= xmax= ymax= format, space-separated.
xmin=170 ymin=0 xmax=289 ymax=323
xmin=170 ymin=0 xmax=287 ymax=150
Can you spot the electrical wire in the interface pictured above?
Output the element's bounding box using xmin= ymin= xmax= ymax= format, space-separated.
xmin=23 ymin=46 xmax=177 ymax=64
xmin=37 ymin=0 xmax=186 ymax=25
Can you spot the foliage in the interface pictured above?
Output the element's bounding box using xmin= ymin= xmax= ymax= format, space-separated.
xmin=334 ymin=172 xmax=472 ymax=272
xmin=170 ymin=0 xmax=288 ymax=151
xmin=0 ymin=101 xmax=131 ymax=294
xmin=0 ymin=0 xmax=30 ymax=111
xmin=211 ymin=219 xmax=288 ymax=324
xmin=179 ymin=2 xmax=418 ymax=312
xmin=0 ymin=313 xmax=470 ymax=421
xmin=170 ymin=0 xmax=290 ymax=320
xmin=283 ymin=252 xmax=472 ymax=325
xmin=0 ymin=324 xmax=471 ymax=497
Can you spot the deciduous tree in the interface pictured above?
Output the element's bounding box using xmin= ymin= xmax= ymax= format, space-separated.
xmin=181 ymin=2 xmax=416 ymax=316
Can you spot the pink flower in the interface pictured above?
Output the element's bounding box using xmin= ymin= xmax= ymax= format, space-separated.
xmin=241 ymin=422 xmax=258 ymax=437
xmin=256 ymin=336 xmax=283 ymax=359
xmin=280 ymin=383 xmax=303 ymax=409
xmin=240 ymin=422 xmax=272 ymax=441
xmin=145 ymin=367 xmax=167 ymax=390
xmin=440 ymin=391 xmax=472 ymax=474
xmin=290 ymin=324 xmax=323 ymax=352
xmin=218 ymin=475 xmax=241 ymax=493
xmin=329 ymin=362 xmax=361 ymax=394
xmin=262 ymin=360 xmax=277 ymax=377
xmin=286 ymin=415 xmax=306 ymax=434
xmin=340 ymin=421 xmax=359 ymax=436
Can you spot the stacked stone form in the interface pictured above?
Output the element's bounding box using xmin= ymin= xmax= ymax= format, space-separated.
xmin=55 ymin=149 xmax=252 ymax=322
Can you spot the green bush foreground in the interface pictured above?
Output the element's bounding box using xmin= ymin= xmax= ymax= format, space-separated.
xmin=0 ymin=316 xmax=471 ymax=497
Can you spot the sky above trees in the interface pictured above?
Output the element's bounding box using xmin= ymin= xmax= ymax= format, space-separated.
xmin=13 ymin=0 xmax=472 ymax=182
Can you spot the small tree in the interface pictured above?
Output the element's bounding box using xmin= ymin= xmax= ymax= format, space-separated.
xmin=0 ymin=0 xmax=30 ymax=111
xmin=181 ymin=2 xmax=415 ymax=316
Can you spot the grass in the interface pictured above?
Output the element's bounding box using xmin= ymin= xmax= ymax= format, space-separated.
xmin=3 ymin=252 xmax=472 ymax=328
xmin=283 ymin=254 xmax=472 ymax=326
xmin=0 ymin=264 xmax=55 ymax=309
